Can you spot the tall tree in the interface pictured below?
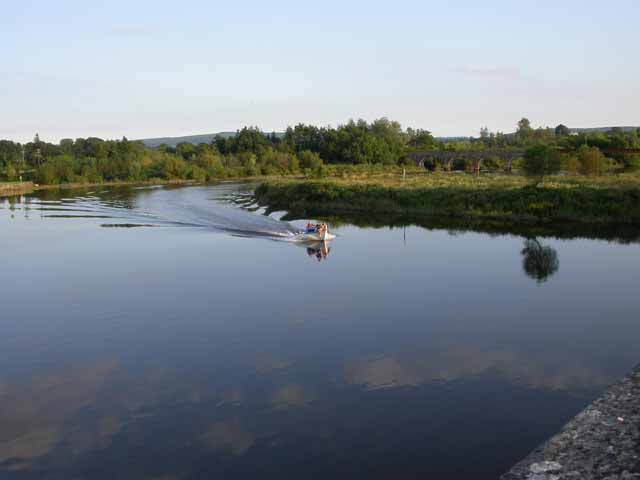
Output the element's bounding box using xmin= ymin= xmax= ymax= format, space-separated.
xmin=516 ymin=118 xmax=533 ymax=143
xmin=555 ymin=124 xmax=570 ymax=136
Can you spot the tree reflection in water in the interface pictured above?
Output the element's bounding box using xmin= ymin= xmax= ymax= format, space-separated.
xmin=521 ymin=238 xmax=559 ymax=283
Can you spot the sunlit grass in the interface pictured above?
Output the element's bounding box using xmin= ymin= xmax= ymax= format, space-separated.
xmin=256 ymin=172 xmax=640 ymax=224
xmin=302 ymin=171 xmax=640 ymax=191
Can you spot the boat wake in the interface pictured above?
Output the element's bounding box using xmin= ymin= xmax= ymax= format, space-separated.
xmin=7 ymin=184 xmax=302 ymax=241
xmin=133 ymin=185 xmax=302 ymax=239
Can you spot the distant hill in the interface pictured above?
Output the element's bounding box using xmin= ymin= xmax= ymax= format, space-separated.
xmin=569 ymin=126 xmax=639 ymax=134
xmin=139 ymin=131 xmax=285 ymax=148
xmin=467 ymin=126 xmax=639 ymax=141
xmin=435 ymin=136 xmax=472 ymax=142
xmin=139 ymin=132 xmax=238 ymax=148
xmin=501 ymin=126 xmax=640 ymax=139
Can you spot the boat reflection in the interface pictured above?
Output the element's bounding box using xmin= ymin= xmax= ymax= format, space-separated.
xmin=304 ymin=241 xmax=332 ymax=262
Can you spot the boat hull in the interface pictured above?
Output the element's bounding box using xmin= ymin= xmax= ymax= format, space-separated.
xmin=295 ymin=231 xmax=336 ymax=242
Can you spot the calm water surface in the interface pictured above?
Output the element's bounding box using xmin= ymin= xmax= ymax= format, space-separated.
xmin=1 ymin=184 xmax=639 ymax=479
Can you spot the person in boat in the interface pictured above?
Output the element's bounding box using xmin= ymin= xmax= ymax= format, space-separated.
xmin=304 ymin=222 xmax=329 ymax=236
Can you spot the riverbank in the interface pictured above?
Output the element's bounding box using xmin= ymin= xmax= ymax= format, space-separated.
xmin=0 ymin=175 xmax=298 ymax=199
xmin=501 ymin=364 xmax=640 ymax=479
xmin=255 ymin=174 xmax=640 ymax=225
xmin=0 ymin=182 xmax=34 ymax=196
xmin=33 ymin=178 xmax=200 ymax=193
xmin=0 ymin=179 xmax=200 ymax=199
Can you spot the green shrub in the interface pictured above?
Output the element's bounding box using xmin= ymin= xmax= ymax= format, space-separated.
xmin=5 ymin=163 xmax=18 ymax=181
xmin=189 ymin=165 xmax=207 ymax=182
xmin=483 ymin=156 xmax=502 ymax=171
xmin=561 ymin=155 xmax=580 ymax=173
xmin=522 ymin=145 xmax=562 ymax=180
xmin=577 ymin=145 xmax=606 ymax=176
xmin=36 ymin=163 xmax=58 ymax=184
xmin=298 ymin=150 xmax=323 ymax=170
xmin=623 ymin=155 xmax=640 ymax=172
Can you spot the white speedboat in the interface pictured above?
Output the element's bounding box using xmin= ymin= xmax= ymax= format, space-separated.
xmin=295 ymin=230 xmax=336 ymax=242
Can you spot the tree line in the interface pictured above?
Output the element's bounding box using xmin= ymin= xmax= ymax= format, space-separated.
xmin=1 ymin=118 xmax=639 ymax=184
xmin=0 ymin=119 xmax=436 ymax=184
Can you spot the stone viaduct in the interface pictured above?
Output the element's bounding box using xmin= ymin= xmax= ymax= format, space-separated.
xmin=406 ymin=148 xmax=640 ymax=173
xmin=405 ymin=150 xmax=524 ymax=173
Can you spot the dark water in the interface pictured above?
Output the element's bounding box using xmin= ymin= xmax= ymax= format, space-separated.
xmin=1 ymin=184 xmax=639 ymax=480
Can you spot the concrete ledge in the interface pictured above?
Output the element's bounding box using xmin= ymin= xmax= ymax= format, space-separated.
xmin=501 ymin=365 xmax=640 ymax=480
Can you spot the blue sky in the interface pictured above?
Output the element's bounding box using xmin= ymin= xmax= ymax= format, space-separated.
xmin=2 ymin=0 xmax=639 ymax=142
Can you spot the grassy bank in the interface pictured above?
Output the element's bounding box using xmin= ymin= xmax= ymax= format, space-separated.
xmin=255 ymin=173 xmax=640 ymax=224
xmin=0 ymin=182 xmax=34 ymax=196
xmin=0 ymin=178 xmax=202 ymax=199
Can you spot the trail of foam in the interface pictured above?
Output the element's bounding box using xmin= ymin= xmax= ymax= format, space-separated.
xmin=11 ymin=185 xmax=302 ymax=240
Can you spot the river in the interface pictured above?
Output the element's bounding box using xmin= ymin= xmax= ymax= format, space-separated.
xmin=1 ymin=183 xmax=639 ymax=479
